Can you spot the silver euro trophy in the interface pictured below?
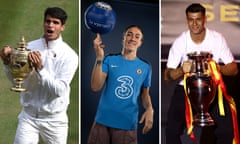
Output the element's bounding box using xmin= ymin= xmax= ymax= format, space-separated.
xmin=185 ymin=51 xmax=217 ymax=126
xmin=8 ymin=36 xmax=32 ymax=92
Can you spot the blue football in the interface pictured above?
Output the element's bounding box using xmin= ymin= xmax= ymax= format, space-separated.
xmin=84 ymin=2 xmax=116 ymax=34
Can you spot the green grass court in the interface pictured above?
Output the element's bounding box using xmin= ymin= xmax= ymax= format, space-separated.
xmin=0 ymin=0 xmax=79 ymax=143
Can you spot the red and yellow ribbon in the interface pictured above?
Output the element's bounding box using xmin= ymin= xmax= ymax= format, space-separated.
xmin=184 ymin=60 xmax=239 ymax=144
xmin=183 ymin=73 xmax=197 ymax=143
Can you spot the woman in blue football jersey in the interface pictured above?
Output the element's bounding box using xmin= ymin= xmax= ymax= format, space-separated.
xmin=88 ymin=25 xmax=154 ymax=144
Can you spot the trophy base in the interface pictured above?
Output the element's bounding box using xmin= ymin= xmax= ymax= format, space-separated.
xmin=193 ymin=112 xmax=214 ymax=127
xmin=11 ymin=87 xmax=26 ymax=92
xmin=11 ymin=78 xmax=27 ymax=92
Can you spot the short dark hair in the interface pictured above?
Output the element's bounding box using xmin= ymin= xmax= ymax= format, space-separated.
xmin=185 ymin=3 xmax=206 ymax=16
xmin=44 ymin=7 xmax=68 ymax=25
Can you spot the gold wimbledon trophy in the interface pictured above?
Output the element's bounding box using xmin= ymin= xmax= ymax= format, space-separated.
xmin=9 ymin=36 xmax=32 ymax=92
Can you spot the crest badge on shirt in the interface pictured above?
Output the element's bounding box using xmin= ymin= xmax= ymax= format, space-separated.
xmin=136 ymin=68 xmax=142 ymax=74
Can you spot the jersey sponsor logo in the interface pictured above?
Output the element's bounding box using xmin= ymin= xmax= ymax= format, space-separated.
xmin=115 ymin=75 xmax=133 ymax=99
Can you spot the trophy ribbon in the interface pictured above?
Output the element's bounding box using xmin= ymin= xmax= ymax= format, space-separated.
xmin=209 ymin=60 xmax=239 ymax=144
xmin=184 ymin=60 xmax=240 ymax=144
xmin=183 ymin=72 xmax=197 ymax=143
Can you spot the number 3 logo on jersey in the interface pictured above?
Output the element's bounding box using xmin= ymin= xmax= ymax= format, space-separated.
xmin=115 ymin=75 xmax=133 ymax=99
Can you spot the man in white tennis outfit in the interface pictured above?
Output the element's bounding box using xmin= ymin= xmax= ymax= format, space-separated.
xmin=0 ymin=7 xmax=78 ymax=144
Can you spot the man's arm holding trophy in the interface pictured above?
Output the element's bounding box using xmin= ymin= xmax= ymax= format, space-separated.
xmin=0 ymin=37 xmax=42 ymax=92
xmin=28 ymin=51 xmax=43 ymax=71
xmin=0 ymin=45 xmax=15 ymax=83
xmin=0 ymin=46 xmax=12 ymax=65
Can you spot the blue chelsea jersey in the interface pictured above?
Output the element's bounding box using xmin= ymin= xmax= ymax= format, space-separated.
xmin=95 ymin=54 xmax=152 ymax=130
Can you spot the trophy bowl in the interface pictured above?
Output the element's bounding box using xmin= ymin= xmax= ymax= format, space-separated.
xmin=186 ymin=52 xmax=217 ymax=127
xmin=9 ymin=37 xmax=32 ymax=92
xmin=186 ymin=74 xmax=216 ymax=126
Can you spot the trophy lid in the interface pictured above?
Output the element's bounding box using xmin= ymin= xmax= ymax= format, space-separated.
xmin=17 ymin=36 xmax=27 ymax=49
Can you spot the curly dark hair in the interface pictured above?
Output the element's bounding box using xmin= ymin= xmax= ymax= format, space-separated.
xmin=44 ymin=7 xmax=68 ymax=25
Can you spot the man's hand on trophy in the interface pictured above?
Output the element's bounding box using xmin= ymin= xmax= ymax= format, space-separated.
xmin=28 ymin=51 xmax=43 ymax=72
xmin=0 ymin=46 xmax=13 ymax=65
xmin=182 ymin=61 xmax=192 ymax=73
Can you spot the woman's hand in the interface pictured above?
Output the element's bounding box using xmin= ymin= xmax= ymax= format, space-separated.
xmin=93 ymin=33 xmax=105 ymax=60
